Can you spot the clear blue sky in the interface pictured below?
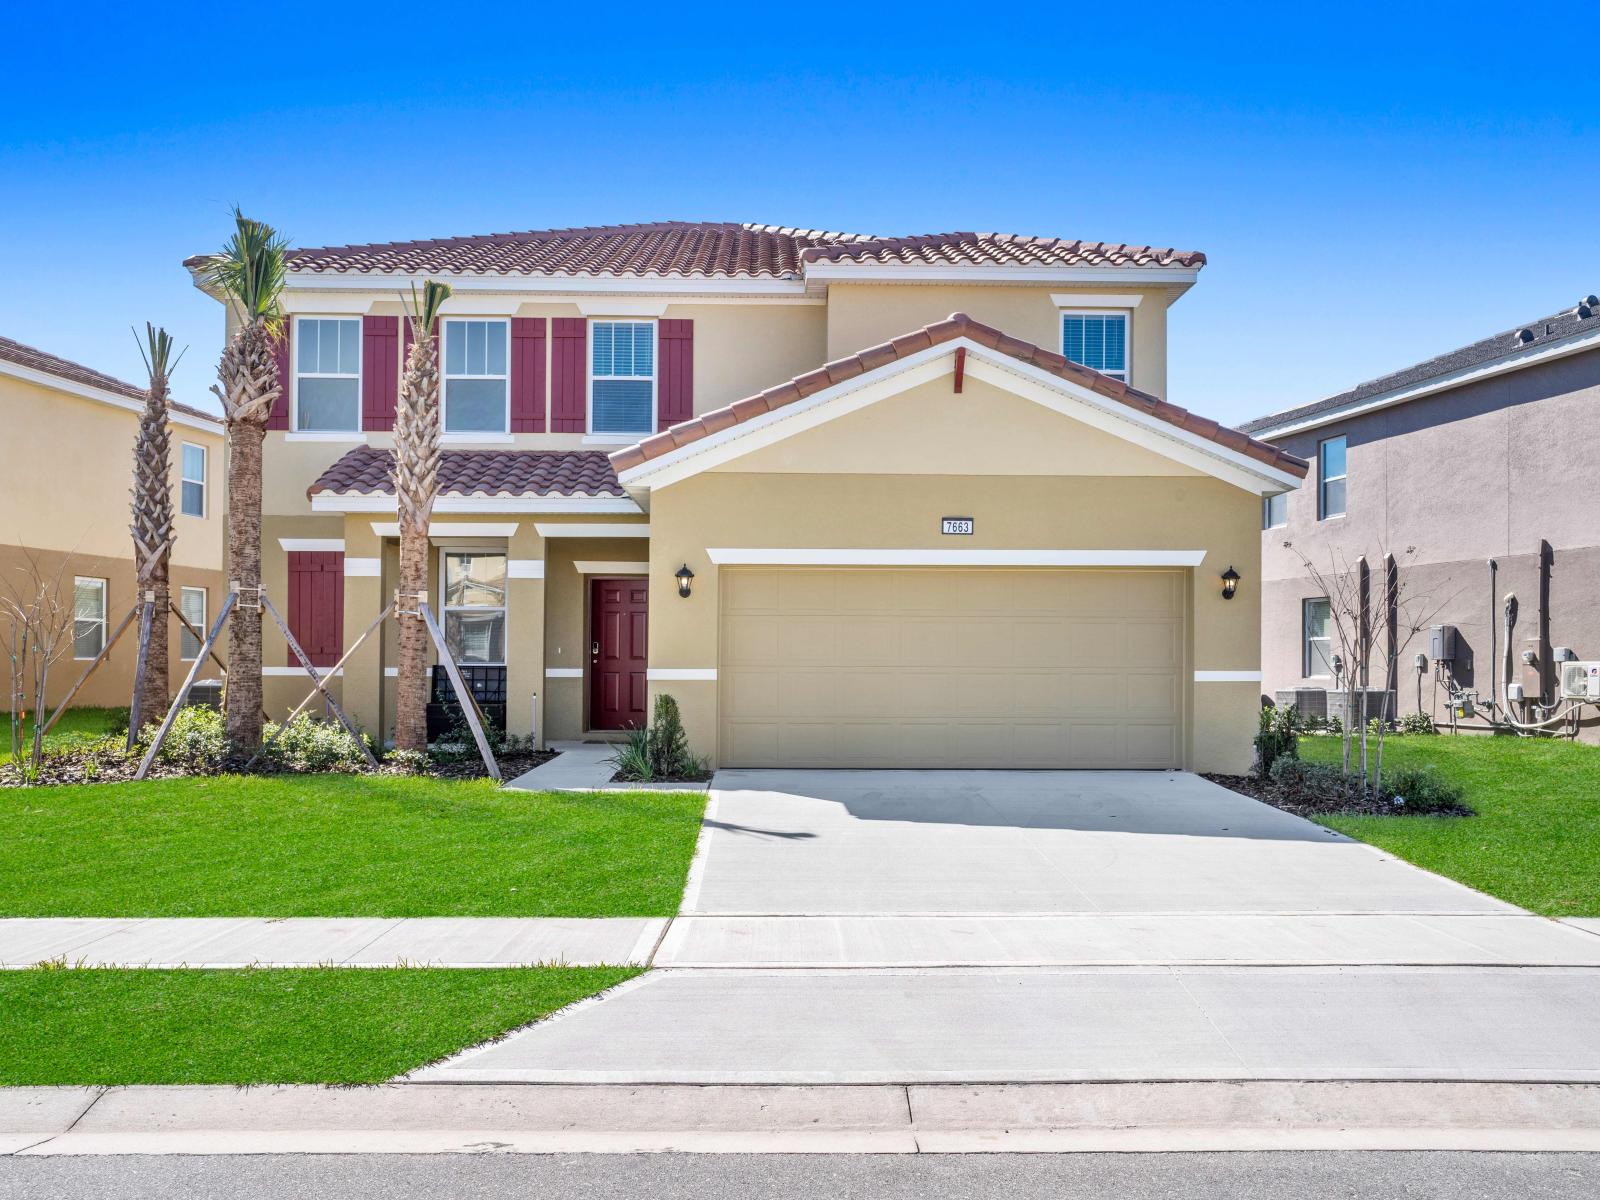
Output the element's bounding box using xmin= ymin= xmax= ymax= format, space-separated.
xmin=3 ymin=2 xmax=1595 ymax=423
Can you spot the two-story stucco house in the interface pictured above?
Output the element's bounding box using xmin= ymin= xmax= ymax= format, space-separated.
xmin=0 ymin=335 xmax=227 ymax=709
xmin=186 ymin=221 xmax=1305 ymax=772
xmin=1243 ymin=296 xmax=1600 ymax=739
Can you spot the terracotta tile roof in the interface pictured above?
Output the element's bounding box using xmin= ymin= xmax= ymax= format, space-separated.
xmin=610 ymin=313 xmax=1305 ymax=479
xmin=307 ymin=445 xmax=626 ymax=499
xmin=0 ymin=334 xmax=219 ymax=424
xmin=801 ymin=233 xmax=1206 ymax=271
xmin=184 ymin=222 xmax=1205 ymax=280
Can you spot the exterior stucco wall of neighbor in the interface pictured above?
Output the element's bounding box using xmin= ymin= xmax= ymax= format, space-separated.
xmin=1259 ymin=347 xmax=1600 ymax=738
xmin=823 ymin=283 xmax=1174 ymax=398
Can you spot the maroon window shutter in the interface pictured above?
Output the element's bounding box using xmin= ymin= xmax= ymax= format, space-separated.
xmin=361 ymin=315 xmax=400 ymax=432
xmin=268 ymin=322 xmax=292 ymax=430
xmin=510 ymin=317 xmax=547 ymax=432
xmin=657 ymin=319 xmax=694 ymax=428
xmin=550 ymin=317 xmax=587 ymax=433
xmin=285 ymin=551 xmax=344 ymax=667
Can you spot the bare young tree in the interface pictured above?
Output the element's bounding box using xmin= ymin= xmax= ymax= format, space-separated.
xmin=0 ymin=549 xmax=77 ymax=776
xmin=130 ymin=324 xmax=182 ymax=728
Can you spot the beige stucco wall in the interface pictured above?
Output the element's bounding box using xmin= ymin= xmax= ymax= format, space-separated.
xmin=823 ymin=283 xmax=1174 ymax=399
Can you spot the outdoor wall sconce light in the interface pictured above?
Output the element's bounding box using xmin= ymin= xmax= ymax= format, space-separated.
xmin=1220 ymin=565 xmax=1241 ymax=600
xmin=675 ymin=563 xmax=695 ymax=599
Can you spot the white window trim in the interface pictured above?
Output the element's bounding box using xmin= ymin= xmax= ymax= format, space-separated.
xmin=1318 ymin=435 xmax=1348 ymax=520
xmin=587 ymin=318 xmax=658 ymax=437
xmin=1262 ymin=492 xmax=1288 ymax=530
xmin=292 ymin=315 xmax=364 ymax=434
xmin=439 ymin=547 xmax=509 ymax=667
xmin=441 ymin=317 xmax=511 ymax=436
xmin=179 ymin=441 xmax=207 ymax=519
xmin=179 ymin=586 xmax=207 ymax=660
xmin=73 ymin=576 xmax=107 ymax=660
xmin=1303 ymin=597 xmax=1333 ymax=678
xmin=1058 ymin=308 xmax=1131 ymax=383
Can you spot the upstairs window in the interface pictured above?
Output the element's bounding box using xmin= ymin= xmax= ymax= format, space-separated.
xmin=73 ymin=577 xmax=107 ymax=660
xmin=295 ymin=317 xmax=361 ymax=431
xmin=1061 ymin=313 xmax=1128 ymax=381
xmin=1262 ymin=492 xmax=1288 ymax=529
xmin=180 ymin=443 xmax=207 ymax=517
xmin=1318 ymin=435 xmax=1347 ymax=519
xmin=1303 ymin=597 xmax=1334 ymax=677
xmin=443 ymin=319 xmax=509 ymax=433
xmin=590 ymin=320 xmax=656 ymax=434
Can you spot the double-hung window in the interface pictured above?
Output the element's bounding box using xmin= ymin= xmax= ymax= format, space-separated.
xmin=1303 ymin=598 xmax=1333 ymax=678
xmin=1318 ymin=436 xmax=1347 ymax=519
xmin=1061 ymin=312 xmax=1128 ymax=381
xmin=73 ymin=577 xmax=107 ymax=660
xmin=1262 ymin=492 xmax=1288 ymax=530
xmin=180 ymin=443 xmax=206 ymax=517
xmin=590 ymin=320 xmax=656 ymax=435
xmin=179 ymin=586 xmax=207 ymax=660
xmin=295 ymin=317 xmax=361 ymax=431
xmin=441 ymin=551 xmax=507 ymax=665
xmin=443 ymin=319 xmax=509 ymax=433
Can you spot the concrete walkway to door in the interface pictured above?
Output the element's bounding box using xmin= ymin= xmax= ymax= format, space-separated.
xmin=412 ymin=770 xmax=1600 ymax=1085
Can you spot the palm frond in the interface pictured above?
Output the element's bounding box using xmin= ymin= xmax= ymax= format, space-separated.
xmin=133 ymin=323 xmax=184 ymax=383
xmin=401 ymin=280 xmax=453 ymax=342
xmin=199 ymin=208 xmax=288 ymax=329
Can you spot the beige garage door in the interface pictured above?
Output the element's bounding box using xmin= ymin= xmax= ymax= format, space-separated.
xmin=719 ymin=568 xmax=1186 ymax=769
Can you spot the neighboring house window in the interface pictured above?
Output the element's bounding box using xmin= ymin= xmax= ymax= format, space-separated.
xmin=590 ymin=320 xmax=656 ymax=434
xmin=1303 ymin=597 xmax=1334 ymax=678
xmin=179 ymin=586 xmax=207 ymax=660
xmin=1262 ymin=492 xmax=1288 ymax=530
xmin=1061 ymin=313 xmax=1128 ymax=381
xmin=1318 ymin=435 xmax=1347 ymax=519
xmin=443 ymin=319 xmax=509 ymax=433
xmin=441 ymin=551 xmax=506 ymax=665
xmin=180 ymin=443 xmax=207 ymax=517
xmin=295 ymin=317 xmax=362 ymax=431
xmin=73 ymin=577 xmax=107 ymax=660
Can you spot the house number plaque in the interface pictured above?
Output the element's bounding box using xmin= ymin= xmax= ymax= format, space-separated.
xmin=941 ymin=517 xmax=975 ymax=536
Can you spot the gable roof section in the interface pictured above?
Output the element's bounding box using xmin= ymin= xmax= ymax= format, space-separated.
xmin=609 ymin=312 xmax=1306 ymax=486
xmin=0 ymin=334 xmax=221 ymax=428
xmin=307 ymin=445 xmax=626 ymax=499
xmin=1241 ymin=296 xmax=1600 ymax=437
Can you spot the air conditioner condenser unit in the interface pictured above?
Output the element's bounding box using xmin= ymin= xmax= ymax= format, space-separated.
xmin=1558 ymin=661 xmax=1600 ymax=701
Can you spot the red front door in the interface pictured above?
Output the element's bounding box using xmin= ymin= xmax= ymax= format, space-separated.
xmin=590 ymin=578 xmax=648 ymax=730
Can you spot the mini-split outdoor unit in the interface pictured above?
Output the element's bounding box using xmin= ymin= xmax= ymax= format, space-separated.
xmin=1558 ymin=661 xmax=1600 ymax=701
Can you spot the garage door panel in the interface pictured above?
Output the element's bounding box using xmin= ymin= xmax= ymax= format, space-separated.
xmin=720 ymin=569 xmax=1184 ymax=769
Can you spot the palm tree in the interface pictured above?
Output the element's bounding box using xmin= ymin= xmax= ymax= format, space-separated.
xmin=393 ymin=281 xmax=452 ymax=753
xmin=130 ymin=323 xmax=182 ymax=727
xmin=200 ymin=210 xmax=287 ymax=752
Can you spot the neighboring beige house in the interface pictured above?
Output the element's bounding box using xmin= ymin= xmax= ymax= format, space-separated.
xmin=0 ymin=336 xmax=227 ymax=710
xmin=187 ymin=222 xmax=1304 ymax=772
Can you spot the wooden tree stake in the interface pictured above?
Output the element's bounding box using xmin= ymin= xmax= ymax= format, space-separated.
xmin=38 ymin=604 xmax=142 ymax=739
xmin=135 ymin=590 xmax=236 ymax=780
xmin=419 ymin=601 xmax=500 ymax=781
xmin=258 ymin=589 xmax=379 ymax=769
xmin=126 ymin=597 xmax=155 ymax=751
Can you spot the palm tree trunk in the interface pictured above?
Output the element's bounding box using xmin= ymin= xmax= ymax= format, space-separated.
xmin=395 ymin=522 xmax=429 ymax=752
xmin=225 ymin=419 xmax=265 ymax=750
xmin=136 ymin=573 xmax=170 ymax=725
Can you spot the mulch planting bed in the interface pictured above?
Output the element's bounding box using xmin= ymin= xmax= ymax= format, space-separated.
xmin=1203 ymin=772 xmax=1474 ymax=819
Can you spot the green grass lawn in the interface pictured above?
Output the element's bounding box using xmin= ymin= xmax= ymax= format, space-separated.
xmin=1 ymin=706 xmax=122 ymax=762
xmin=1303 ymin=734 xmax=1600 ymax=917
xmin=0 ymin=774 xmax=705 ymax=917
xmin=0 ymin=966 xmax=637 ymax=1085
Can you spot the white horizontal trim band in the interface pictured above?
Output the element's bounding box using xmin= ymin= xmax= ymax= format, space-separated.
xmin=705 ymin=548 xmax=1209 ymax=567
xmin=283 ymin=432 xmax=367 ymax=443
xmin=384 ymin=667 xmax=398 ymax=677
xmin=534 ymin=522 xmax=650 ymax=539
xmin=263 ymin=666 xmax=341 ymax=677
xmin=544 ymin=667 xmax=583 ymax=678
xmin=1051 ymin=292 xmax=1145 ymax=308
xmin=646 ymin=668 xmax=717 ymax=681
xmin=369 ymin=522 xmax=521 ymax=539
xmin=574 ymin=561 xmax=649 ymax=574
xmin=343 ymin=558 xmax=381 ymax=576
xmin=278 ymin=538 xmax=345 ymax=552
xmin=1194 ymin=670 xmax=1264 ymax=682
xmin=506 ymin=560 xmax=545 ymax=579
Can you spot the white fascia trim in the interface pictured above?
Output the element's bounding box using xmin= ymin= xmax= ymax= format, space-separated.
xmin=283 ymin=271 xmax=811 ymax=297
xmin=284 ymin=432 xmax=368 ymax=443
xmin=706 ymin=548 xmax=1208 ymax=567
xmin=544 ymin=667 xmax=583 ymax=678
xmin=574 ymin=560 xmax=649 ymax=574
xmin=344 ymin=558 xmax=381 ymax=576
xmin=278 ymin=538 xmax=345 ymax=552
xmin=1051 ymin=292 xmax=1145 ymax=308
xmin=534 ymin=522 xmax=650 ymax=539
xmin=0 ymin=360 xmax=224 ymax=433
xmin=314 ymin=494 xmax=641 ymax=514
xmin=507 ymin=559 xmax=545 ymax=579
xmin=1195 ymin=670 xmax=1264 ymax=683
xmin=803 ymin=262 xmax=1200 ymax=285
xmin=369 ymin=521 xmax=521 ymax=538
xmin=1247 ymin=325 xmax=1600 ymax=439
xmin=440 ymin=433 xmax=515 ymax=445
xmin=576 ymin=297 xmax=671 ymax=317
xmin=263 ymin=665 xmax=342 ymax=677
xmin=646 ymin=668 xmax=717 ymax=681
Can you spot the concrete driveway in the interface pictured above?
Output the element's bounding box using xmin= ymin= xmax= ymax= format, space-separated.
xmin=414 ymin=770 xmax=1600 ymax=1084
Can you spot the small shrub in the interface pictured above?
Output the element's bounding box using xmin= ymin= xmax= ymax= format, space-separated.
xmin=1384 ymin=766 xmax=1467 ymax=814
xmin=384 ymin=748 xmax=430 ymax=775
xmin=1253 ymin=704 xmax=1300 ymax=780
xmin=610 ymin=726 xmax=655 ymax=781
xmin=1398 ymin=710 xmax=1438 ymax=735
xmin=148 ymin=705 xmax=227 ymax=773
xmin=260 ymin=713 xmax=370 ymax=773
xmin=1269 ymin=757 xmax=1367 ymax=806
xmin=610 ymin=694 xmax=708 ymax=782
xmin=103 ymin=706 xmax=132 ymax=737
